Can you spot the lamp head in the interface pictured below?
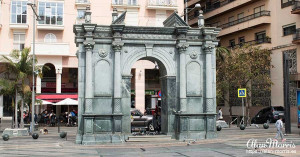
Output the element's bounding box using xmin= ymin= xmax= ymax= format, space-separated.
xmin=27 ymin=2 xmax=33 ymax=6
xmin=194 ymin=4 xmax=201 ymax=8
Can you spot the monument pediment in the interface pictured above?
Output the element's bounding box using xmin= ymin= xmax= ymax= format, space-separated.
xmin=163 ymin=12 xmax=189 ymax=27
xmin=112 ymin=11 xmax=127 ymax=25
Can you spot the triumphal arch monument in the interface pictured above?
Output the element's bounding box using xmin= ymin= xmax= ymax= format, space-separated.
xmin=74 ymin=9 xmax=220 ymax=144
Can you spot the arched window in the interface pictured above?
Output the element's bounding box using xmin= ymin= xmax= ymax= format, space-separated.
xmin=44 ymin=33 xmax=57 ymax=43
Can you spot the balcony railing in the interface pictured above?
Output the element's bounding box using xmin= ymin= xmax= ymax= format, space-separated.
xmin=75 ymin=0 xmax=90 ymax=6
xmin=228 ymin=38 xmax=271 ymax=48
xmin=282 ymin=0 xmax=295 ymax=8
xmin=293 ymin=28 xmax=300 ymax=43
xmin=148 ymin=0 xmax=177 ymax=7
xmin=204 ymin=0 xmax=235 ymax=13
xmin=292 ymin=1 xmax=300 ymax=14
xmin=112 ymin=0 xmax=139 ymax=6
xmin=220 ymin=11 xmax=270 ymax=29
xmin=76 ymin=0 xmax=89 ymax=3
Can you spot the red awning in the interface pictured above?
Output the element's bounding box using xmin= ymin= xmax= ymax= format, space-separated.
xmin=36 ymin=94 xmax=78 ymax=103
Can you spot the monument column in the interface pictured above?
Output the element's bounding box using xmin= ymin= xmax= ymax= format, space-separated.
xmin=176 ymin=43 xmax=189 ymax=112
xmin=56 ymin=68 xmax=62 ymax=115
xmin=83 ymin=40 xmax=95 ymax=113
xmin=36 ymin=75 xmax=41 ymax=94
xmin=112 ymin=41 xmax=124 ymax=114
xmin=56 ymin=68 xmax=62 ymax=93
xmin=203 ymin=45 xmax=214 ymax=113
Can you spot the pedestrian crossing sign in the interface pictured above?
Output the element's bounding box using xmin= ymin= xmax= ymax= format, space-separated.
xmin=238 ymin=88 xmax=247 ymax=97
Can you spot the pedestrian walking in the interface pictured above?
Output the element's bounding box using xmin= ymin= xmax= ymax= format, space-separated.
xmin=274 ymin=116 xmax=286 ymax=142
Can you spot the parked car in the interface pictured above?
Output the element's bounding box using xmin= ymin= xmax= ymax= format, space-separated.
xmin=251 ymin=106 xmax=285 ymax=124
xmin=131 ymin=109 xmax=154 ymax=131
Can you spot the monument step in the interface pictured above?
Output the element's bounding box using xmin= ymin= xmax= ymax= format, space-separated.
xmin=126 ymin=135 xmax=173 ymax=142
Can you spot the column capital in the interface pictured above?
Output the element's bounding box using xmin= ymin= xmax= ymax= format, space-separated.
xmin=83 ymin=40 xmax=95 ymax=51
xmin=202 ymin=44 xmax=215 ymax=54
xmin=112 ymin=41 xmax=124 ymax=52
xmin=56 ymin=68 xmax=62 ymax=74
xmin=176 ymin=43 xmax=189 ymax=53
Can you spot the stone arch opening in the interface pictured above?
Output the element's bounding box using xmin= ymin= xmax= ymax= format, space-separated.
xmin=124 ymin=54 xmax=177 ymax=136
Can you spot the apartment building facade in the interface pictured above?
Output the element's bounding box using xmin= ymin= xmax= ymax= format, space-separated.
xmin=0 ymin=0 xmax=183 ymax=118
xmin=186 ymin=0 xmax=300 ymax=121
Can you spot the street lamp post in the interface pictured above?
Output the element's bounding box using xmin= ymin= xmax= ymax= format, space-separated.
xmin=183 ymin=2 xmax=201 ymax=22
xmin=27 ymin=0 xmax=40 ymax=134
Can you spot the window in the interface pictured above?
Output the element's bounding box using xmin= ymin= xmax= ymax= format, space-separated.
xmin=38 ymin=2 xmax=63 ymax=25
xmin=237 ymin=13 xmax=244 ymax=23
xmin=229 ymin=39 xmax=235 ymax=48
xmin=281 ymin=0 xmax=294 ymax=8
xmin=283 ymin=24 xmax=296 ymax=36
xmin=239 ymin=37 xmax=245 ymax=46
xmin=254 ymin=5 xmax=264 ymax=17
xmin=128 ymin=0 xmax=137 ymax=5
xmin=77 ymin=9 xmax=86 ymax=19
xmin=11 ymin=1 xmax=27 ymax=24
xmin=44 ymin=33 xmax=57 ymax=43
xmin=228 ymin=16 xmax=235 ymax=26
xmin=13 ymin=33 xmax=25 ymax=51
xmin=255 ymin=31 xmax=266 ymax=43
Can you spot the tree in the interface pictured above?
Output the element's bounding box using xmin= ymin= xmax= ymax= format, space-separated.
xmin=216 ymin=44 xmax=273 ymax=124
xmin=0 ymin=48 xmax=41 ymax=128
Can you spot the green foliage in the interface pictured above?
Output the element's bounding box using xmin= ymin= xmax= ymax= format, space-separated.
xmin=0 ymin=47 xmax=43 ymax=111
xmin=216 ymin=44 xmax=273 ymax=107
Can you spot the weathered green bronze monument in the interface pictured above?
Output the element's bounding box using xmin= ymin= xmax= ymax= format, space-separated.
xmin=74 ymin=8 xmax=220 ymax=144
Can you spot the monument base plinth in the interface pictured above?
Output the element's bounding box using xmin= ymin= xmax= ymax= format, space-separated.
xmin=2 ymin=128 xmax=29 ymax=137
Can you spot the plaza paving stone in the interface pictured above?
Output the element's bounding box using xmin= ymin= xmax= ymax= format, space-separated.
xmin=0 ymin=124 xmax=299 ymax=157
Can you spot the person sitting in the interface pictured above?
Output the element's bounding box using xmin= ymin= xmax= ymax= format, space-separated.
xmin=50 ymin=111 xmax=56 ymax=127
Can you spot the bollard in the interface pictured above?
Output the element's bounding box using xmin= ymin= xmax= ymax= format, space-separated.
xmin=263 ymin=123 xmax=269 ymax=129
xmin=2 ymin=134 xmax=9 ymax=141
xmin=217 ymin=125 xmax=222 ymax=131
xmin=60 ymin=132 xmax=67 ymax=138
xmin=240 ymin=124 xmax=246 ymax=130
xmin=32 ymin=133 xmax=39 ymax=139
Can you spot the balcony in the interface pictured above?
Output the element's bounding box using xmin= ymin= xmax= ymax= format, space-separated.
xmin=147 ymin=0 xmax=177 ymax=10
xmin=228 ymin=38 xmax=272 ymax=49
xmin=203 ymin=0 xmax=258 ymax=20
xmin=37 ymin=25 xmax=64 ymax=30
xmin=9 ymin=24 xmax=29 ymax=30
xmin=292 ymin=28 xmax=300 ymax=44
xmin=291 ymin=1 xmax=300 ymax=14
xmin=75 ymin=0 xmax=90 ymax=7
xmin=218 ymin=11 xmax=271 ymax=37
xmin=31 ymin=42 xmax=70 ymax=56
xmin=112 ymin=0 xmax=140 ymax=8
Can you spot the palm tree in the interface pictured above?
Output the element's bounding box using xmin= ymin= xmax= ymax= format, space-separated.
xmin=0 ymin=48 xmax=38 ymax=128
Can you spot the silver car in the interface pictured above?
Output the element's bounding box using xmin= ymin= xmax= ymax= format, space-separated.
xmin=131 ymin=109 xmax=154 ymax=131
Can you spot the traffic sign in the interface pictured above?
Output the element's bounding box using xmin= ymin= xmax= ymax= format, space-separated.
xmin=238 ymin=88 xmax=246 ymax=97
